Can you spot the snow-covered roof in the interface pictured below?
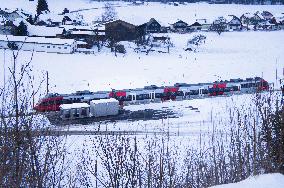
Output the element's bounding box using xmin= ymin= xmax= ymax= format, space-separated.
xmin=77 ymin=41 xmax=88 ymax=45
xmin=196 ymin=19 xmax=212 ymax=25
xmin=59 ymin=25 xmax=94 ymax=31
xmin=91 ymin=98 xmax=119 ymax=104
xmin=0 ymin=35 xmax=76 ymax=45
xmin=71 ymin=30 xmax=95 ymax=35
xmin=242 ymin=13 xmax=253 ymax=19
xmin=28 ymin=25 xmax=64 ymax=37
xmin=255 ymin=11 xmax=265 ymax=20
xmin=60 ymin=103 xmax=90 ymax=110
xmin=13 ymin=17 xmax=30 ymax=27
xmin=38 ymin=12 xmax=63 ymax=23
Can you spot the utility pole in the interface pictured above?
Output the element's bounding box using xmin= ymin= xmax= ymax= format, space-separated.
xmin=46 ymin=71 xmax=49 ymax=95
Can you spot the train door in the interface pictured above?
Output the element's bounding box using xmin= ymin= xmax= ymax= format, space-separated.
xmin=130 ymin=93 xmax=136 ymax=103
xmin=149 ymin=92 xmax=155 ymax=101
xmin=199 ymin=88 xmax=204 ymax=97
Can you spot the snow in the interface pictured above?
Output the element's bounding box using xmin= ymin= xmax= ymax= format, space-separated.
xmin=90 ymin=98 xmax=118 ymax=104
xmin=60 ymin=102 xmax=89 ymax=110
xmin=0 ymin=35 xmax=75 ymax=45
xmin=210 ymin=173 xmax=284 ymax=188
xmin=28 ymin=25 xmax=64 ymax=37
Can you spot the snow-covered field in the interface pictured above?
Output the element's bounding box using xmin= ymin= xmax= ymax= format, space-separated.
xmin=1 ymin=31 xmax=283 ymax=95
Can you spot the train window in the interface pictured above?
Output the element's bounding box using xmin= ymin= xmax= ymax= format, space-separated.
xmin=55 ymin=100 xmax=62 ymax=105
xmin=81 ymin=108 xmax=87 ymax=116
xmin=73 ymin=109 xmax=79 ymax=118
xmin=48 ymin=100 xmax=55 ymax=105
xmin=155 ymin=93 xmax=162 ymax=98
xmin=64 ymin=110 xmax=71 ymax=119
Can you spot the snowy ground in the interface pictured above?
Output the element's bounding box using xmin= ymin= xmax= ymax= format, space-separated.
xmin=210 ymin=173 xmax=284 ymax=188
xmin=1 ymin=31 xmax=283 ymax=95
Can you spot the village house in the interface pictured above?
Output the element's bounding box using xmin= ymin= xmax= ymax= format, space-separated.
xmin=139 ymin=18 xmax=161 ymax=33
xmin=36 ymin=12 xmax=84 ymax=27
xmin=211 ymin=16 xmax=229 ymax=31
xmin=172 ymin=20 xmax=188 ymax=33
xmin=105 ymin=20 xmax=144 ymax=41
xmin=227 ymin=15 xmax=242 ymax=31
xmin=195 ymin=19 xmax=211 ymax=31
xmin=261 ymin=11 xmax=274 ymax=20
xmin=188 ymin=22 xmax=202 ymax=31
xmin=0 ymin=35 xmax=77 ymax=53
xmin=240 ymin=12 xmax=264 ymax=26
xmin=257 ymin=20 xmax=278 ymax=30
xmin=270 ymin=14 xmax=284 ymax=30
xmin=0 ymin=8 xmax=29 ymax=22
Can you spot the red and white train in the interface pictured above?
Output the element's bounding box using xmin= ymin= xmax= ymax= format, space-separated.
xmin=34 ymin=77 xmax=269 ymax=112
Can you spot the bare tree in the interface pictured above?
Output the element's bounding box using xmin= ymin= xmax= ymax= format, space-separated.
xmin=101 ymin=3 xmax=118 ymax=23
xmin=0 ymin=36 xmax=70 ymax=187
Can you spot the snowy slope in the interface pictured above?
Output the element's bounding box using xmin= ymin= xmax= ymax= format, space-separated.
xmin=210 ymin=173 xmax=284 ymax=188
xmin=2 ymin=1 xmax=284 ymax=25
xmin=1 ymin=31 xmax=283 ymax=95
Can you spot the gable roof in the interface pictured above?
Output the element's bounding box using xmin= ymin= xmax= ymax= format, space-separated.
xmin=190 ymin=22 xmax=202 ymax=27
xmin=174 ymin=20 xmax=188 ymax=25
xmin=228 ymin=15 xmax=241 ymax=25
xmin=147 ymin=18 xmax=161 ymax=27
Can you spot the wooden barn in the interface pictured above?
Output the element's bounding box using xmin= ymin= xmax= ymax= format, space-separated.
xmin=105 ymin=20 xmax=143 ymax=41
xmin=140 ymin=18 xmax=161 ymax=33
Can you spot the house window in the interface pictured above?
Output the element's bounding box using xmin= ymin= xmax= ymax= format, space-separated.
xmin=47 ymin=46 xmax=50 ymax=48
xmin=64 ymin=47 xmax=67 ymax=49
xmin=53 ymin=46 xmax=55 ymax=48
xmin=58 ymin=47 xmax=61 ymax=49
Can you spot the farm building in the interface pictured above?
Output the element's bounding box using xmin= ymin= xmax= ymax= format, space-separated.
xmin=140 ymin=18 xmax=161 ymax=33
xmin=172 ymin=20 xmax=188 ymax=33
xmin=188 ymin=22 xmax=202 ymax=31
xmin=60 ymin=103 xmax=90 ymax=120
xmin=195 ymin=19 xmax=211 ymax=31
xmin=105 ymin=20 xmax=144 ymax=41
xmin=0 ymin=35 xmax=77 ymax=53
xmin=90 ymin=98 xmax=119 ymax=118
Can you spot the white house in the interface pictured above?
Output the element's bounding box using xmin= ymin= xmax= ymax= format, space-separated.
xmin=227 ymin=15 xmax=242 ymax=31
xmin=0 ymin=35 xmax=77 ymax=53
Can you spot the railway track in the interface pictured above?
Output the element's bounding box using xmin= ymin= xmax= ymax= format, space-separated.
xmin=2 ymin=129 xmax=173 ymax=137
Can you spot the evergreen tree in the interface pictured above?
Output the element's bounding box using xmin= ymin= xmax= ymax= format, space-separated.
xmin=36 ymin=0 xmax=49 ymax=15
xmin=15 ymin=21 xmax=28 ymax=36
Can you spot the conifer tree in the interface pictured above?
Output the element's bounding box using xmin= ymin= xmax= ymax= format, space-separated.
xmin=15 ymin=21 xmax=28 ymax=36
xmin=36 ymin=0 xmax=49 ymax=15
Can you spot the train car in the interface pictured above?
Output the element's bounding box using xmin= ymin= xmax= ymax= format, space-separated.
xmin=162 ymin=86 xmax=179 ymax=101
xmin=239 ymin=77 xmax=269 ymax=93
xmin=175 ymin=83 xmax=212 ymax=98
xmin=34 ymin=95 xmax=64 ymax=112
